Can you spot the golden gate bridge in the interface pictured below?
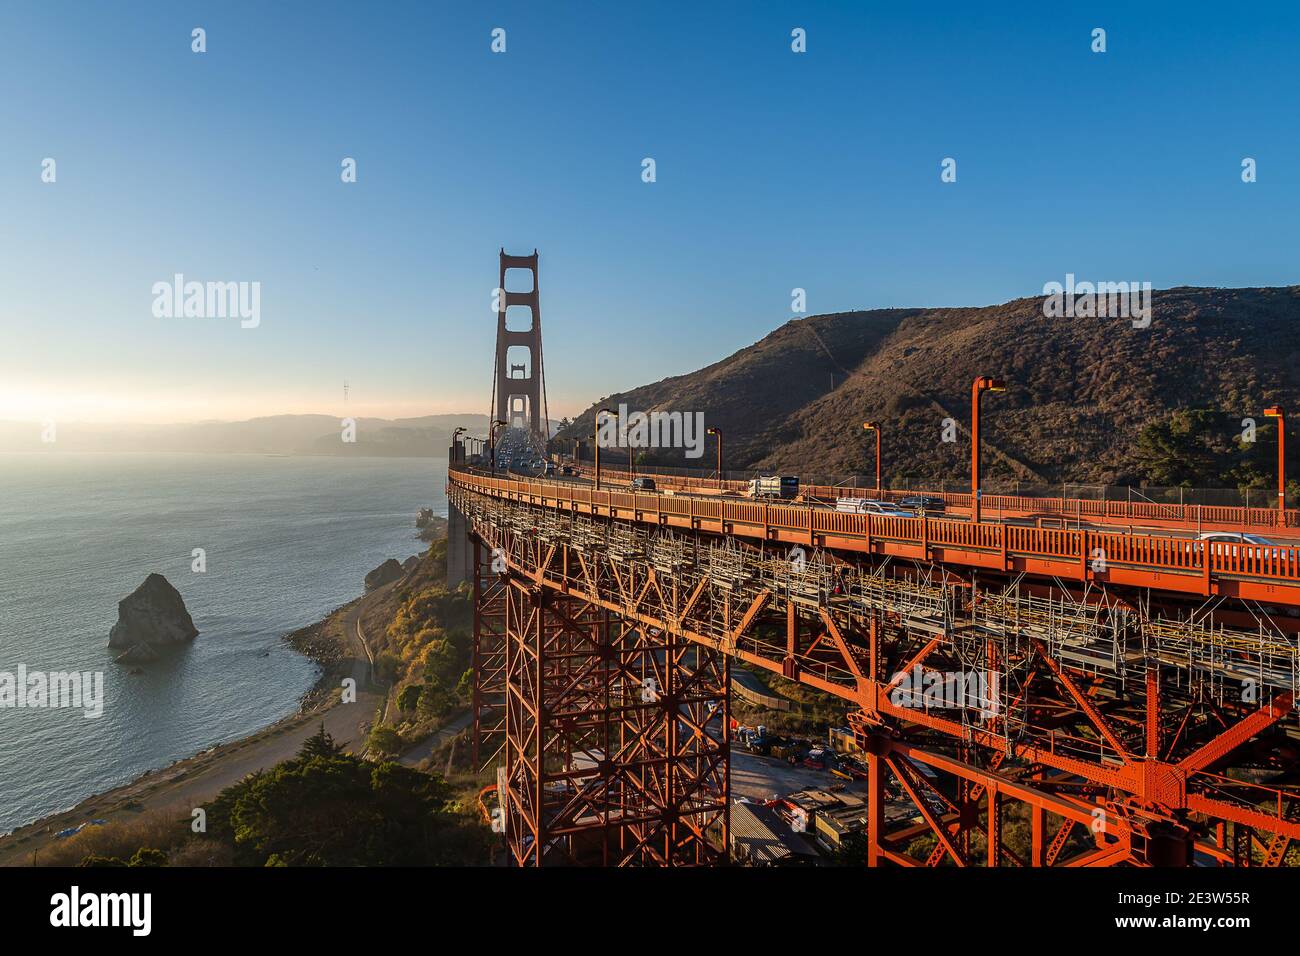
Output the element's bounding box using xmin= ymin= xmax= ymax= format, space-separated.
xmin=447 ymin=250 xmax=1300 ymax=867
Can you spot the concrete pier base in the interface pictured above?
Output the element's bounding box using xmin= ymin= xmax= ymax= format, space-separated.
xmin=447 ymin=499 xmax=475 ymax=588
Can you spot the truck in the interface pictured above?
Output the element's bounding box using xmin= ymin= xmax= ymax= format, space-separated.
xmin=747 ymin=475 xmax=799 ymax=499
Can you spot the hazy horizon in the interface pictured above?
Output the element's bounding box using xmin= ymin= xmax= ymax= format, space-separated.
xmin=0 ymin=410 xmax=493 ymax=428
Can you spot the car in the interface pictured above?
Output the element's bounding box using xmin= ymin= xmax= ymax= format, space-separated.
xmin=898 ymin=495 xmax=947 ymax=515
xmin=1194 ymin=531 xmax=1284 ymax=560
xmin=835 ymin=497 xmax=912 ymax=518
xmin=630 ymin=477 xmax=657 ymax=492
xmin=561 ymin=465 xmax=575 ymax=476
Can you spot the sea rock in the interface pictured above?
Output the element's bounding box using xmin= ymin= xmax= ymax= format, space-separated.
xmin=365 ymin=558 xmax=404 ymax=592
xmin=115 ymin=643 xmax=160 ymax=665
xmin=108 ymin=573 xmax=199 ymax=653
xmin=401 ymin=555 xmax=420 ymax=572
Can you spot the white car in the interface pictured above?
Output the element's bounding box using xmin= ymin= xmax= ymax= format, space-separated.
xmin=835 ymin=497 xmax=912 ymax=518
xmin=1195 ymin=532 xmax=1284 ymax=561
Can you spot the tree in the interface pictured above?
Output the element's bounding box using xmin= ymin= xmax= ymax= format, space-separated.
xmin=214 ymin=749 xmax=477 ymax=866
xmin=367 ymin=725 xmax=403 ymax=757
xmin=831 ymin=830 xmax=872 ymax=866
xmin=128 ymin=847 xmax=168 ymax=867
xmin=397 ymin=684 xmax=423 ymax=713
xmin=299 ymin=722 xmax=345 ymax=759
xmin=1134 ymin=410 xmax=1220 ymax=485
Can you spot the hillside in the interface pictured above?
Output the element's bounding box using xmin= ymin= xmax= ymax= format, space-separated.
xmin=555 ymin=287 xmax=1300 ymax=488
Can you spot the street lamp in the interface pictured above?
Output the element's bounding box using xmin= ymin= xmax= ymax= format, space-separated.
xmin=1266 ymin=406 xmax=1286 ymax=523
xmin=707 ymin=427 xmax=723 ymax=489
xmin=594 ymin=408 xmax=615 ymax=491
xmin=971 ymin=376 xmax=1006 ymax=524
xmin=863 ymin=421 xmax=881 ymax=494
xmin=452 ymin=427 xmax=466 ymax=464
xmin=489 ymin=420 xmax=507 ymax=478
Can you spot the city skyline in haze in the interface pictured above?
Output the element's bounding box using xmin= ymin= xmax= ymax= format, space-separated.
xmin=3 ymin=1 xmax=1297 ymax=424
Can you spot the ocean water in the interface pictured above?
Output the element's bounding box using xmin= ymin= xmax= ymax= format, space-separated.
xmin=0 ymin=452 xmax=447 ymax=834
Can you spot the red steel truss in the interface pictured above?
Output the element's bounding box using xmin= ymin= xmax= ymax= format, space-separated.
xmin=453 ymin=472 xmax=1300 ymax=867
xmin=471 ymin=539 xmax=508 ymax=771
xmin=492 ymin=541 xmax=728 ymax=866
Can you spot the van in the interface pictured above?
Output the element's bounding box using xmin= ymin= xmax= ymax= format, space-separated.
xmin=630 ymin=477 xmax=657 ymax=492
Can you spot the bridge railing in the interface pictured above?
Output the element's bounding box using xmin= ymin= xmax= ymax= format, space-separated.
xmin=451 ymin=468 xmax=1300 ymax=598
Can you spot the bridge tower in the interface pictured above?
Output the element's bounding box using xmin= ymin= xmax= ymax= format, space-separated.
xmin=493 ymin=249 xmax=549 ymax=454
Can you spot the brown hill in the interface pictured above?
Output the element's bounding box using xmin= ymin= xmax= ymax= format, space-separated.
xmin=555 ymin=286 xmax=1300 ymax=488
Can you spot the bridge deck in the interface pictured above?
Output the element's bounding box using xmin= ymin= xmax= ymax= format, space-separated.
xmin=574 ymin=462 xmax=1300 ymax=535
xmin=451 ymin=467 xmax=1300 ymax=608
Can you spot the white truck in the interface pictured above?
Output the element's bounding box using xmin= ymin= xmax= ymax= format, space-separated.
xmin=747 ymin=475 xmax=799 ymax=499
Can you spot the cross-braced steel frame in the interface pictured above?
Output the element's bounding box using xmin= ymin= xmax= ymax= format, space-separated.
xmin=456 ymin=482 xmax=1300 ymax=867
xmin=471 ymin=539 xmax=508 ymax=771
xmin=481 ymin=529 xmax=728 ymax=866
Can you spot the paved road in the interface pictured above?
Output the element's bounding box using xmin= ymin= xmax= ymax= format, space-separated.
xmin=398 ymin=711 xmax=473 ymax=768
xmin=730 ymin=749 xmax=869 ymax=802
xmin=496 ymin=467 xmax=1300 ymax=543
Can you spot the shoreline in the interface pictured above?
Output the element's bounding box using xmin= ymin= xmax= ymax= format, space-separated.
xmin=0 ymin=596 xmax=366 ymax=865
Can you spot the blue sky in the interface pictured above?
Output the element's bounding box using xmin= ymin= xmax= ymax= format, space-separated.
xmin=1 ymin=1 xmax=1296 ymax=423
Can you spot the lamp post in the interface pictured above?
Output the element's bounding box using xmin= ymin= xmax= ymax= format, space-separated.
xmin=489 ymin=419 xmax=507 ymax=478
xmin=971 ymin=376 xmax=1007 ymax=524
xmin=594 ymin=408 xmax=615 ymax=491
xmin=1266 ymin=406 xmax=1286 ymax=525
xmin=863 ymin=421 xmax=881 ymax=494
xmin=707 ymin=427 xmax=723 ymax=490
xmin=452 ymin=427 xmax=466 ymax=464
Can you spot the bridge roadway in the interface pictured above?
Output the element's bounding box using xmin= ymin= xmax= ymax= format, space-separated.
xmin=542 ymin=465 xmax=1300 ymax=547
xmin=454 ymin=466 xmax=1300 ymax=609
xmin=567 ymin=461 xmax=1300 ymax=537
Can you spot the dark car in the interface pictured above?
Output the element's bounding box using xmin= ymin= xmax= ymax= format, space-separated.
xmin=630 ymin=477 xmax=657 ymax=492
xmin=899 ymin=495 xmax=946 ymax=515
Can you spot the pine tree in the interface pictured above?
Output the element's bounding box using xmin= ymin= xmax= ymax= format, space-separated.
xmin=298 ymin=722 xmax=344 ymax=759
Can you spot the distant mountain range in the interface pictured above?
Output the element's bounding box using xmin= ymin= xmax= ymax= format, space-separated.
xmin=0 ymin=414 xmax=491 ymax=457
xmin=555 ymin=286 xmax=1300 ymax=487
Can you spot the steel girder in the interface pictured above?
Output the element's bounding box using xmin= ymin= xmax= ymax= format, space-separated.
xmin=457 ymin=487 xmax=1300 ymax=867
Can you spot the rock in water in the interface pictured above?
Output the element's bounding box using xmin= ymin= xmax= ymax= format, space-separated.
xmin=114 ymin=643 xmax=161 ymax=665
xmin=365 ymin=558 xmax=404 ymax=592
xmin=108 ymin=573 xmax=199 ymax=657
